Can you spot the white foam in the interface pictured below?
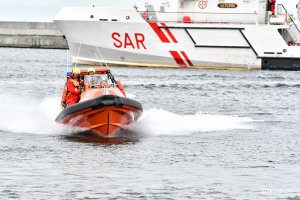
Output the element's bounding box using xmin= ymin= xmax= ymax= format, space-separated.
xmin=0 ymin=95 xmax=254 ymax=136
xmin=126 ymin=108 xmax=254 ymax=136
xmin=0 ymin=95 xmax=82 ymax=135
xmin=125 ymin=92 xmax=136 ymax=99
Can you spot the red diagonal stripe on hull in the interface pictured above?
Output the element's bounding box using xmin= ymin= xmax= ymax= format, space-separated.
xmin=180 ymin=51 xmax=193 ymax=67
xmin=169 ymin=51 xmax=187 ymax=68
xmin=160 ymin=23 xmax=178 ymax=43
xmin=149 ymin=22 xmax=170 ymax=43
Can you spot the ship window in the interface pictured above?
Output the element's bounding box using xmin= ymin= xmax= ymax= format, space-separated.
xmin=187 ymin=29 xmax=249 ymax=48
xmin=90 ymin=15 xmax=94 ymax=19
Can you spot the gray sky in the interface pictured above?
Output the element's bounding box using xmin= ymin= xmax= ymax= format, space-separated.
xmin=0 ymin=0 xmax=298 ymax=22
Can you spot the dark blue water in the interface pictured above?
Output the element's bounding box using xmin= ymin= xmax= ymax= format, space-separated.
xmin=0 ymin=47 xmax=300 ymax=199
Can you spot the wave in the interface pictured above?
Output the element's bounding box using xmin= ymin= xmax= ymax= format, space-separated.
xmin=257 ymin=74 xmax=285 ymax=80
xmin=242 ymin=82 xmax=300 ymax=89
xmin=0 ymin=95 xmax=83 ymax=135
xmin=126 ymin=108 xmax=254 ymax=136
xmin=123 ymin=81 xmax=300 ymax=90
xmin=123 ymin=82 xmax=226 ymax=90
xmin=274 ymin=83 xmax=300 ymax=88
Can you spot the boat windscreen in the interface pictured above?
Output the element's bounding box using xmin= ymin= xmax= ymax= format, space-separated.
xmin=84 ymin=74 xmax=108 ymax=87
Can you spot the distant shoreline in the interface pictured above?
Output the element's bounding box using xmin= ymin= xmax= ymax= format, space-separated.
xmin=0 ymin=21 xmax=68 ymax=49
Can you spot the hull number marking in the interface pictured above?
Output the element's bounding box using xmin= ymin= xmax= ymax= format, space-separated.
xmin=112 ymin=32 xmax=147 ymax=49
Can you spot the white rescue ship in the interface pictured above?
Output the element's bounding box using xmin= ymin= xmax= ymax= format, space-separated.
xmin=54 ymin=0 xmax=300 ymax=70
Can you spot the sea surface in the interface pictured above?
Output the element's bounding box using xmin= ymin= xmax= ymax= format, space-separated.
xmin=0 ymin=47 xmax=299 ymax=200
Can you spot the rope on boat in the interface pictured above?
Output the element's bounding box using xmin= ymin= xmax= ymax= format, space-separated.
xmin=94 ymin=53 xmax=104 ymax=67
xmin=95 ymin=46 xmax=109 ymax=69
xmin=74 ymin=42 xmax=82 ymax=69
xmin=94 ymin=46 xmax=116 ymax=85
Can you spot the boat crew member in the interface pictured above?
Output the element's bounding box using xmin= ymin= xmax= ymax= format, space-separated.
xmin=269 ymin=0 xmax=276 ymax=16
xmin=85 ymin=68 xmax=96 ymax=89
xmin=88 ymin=67 xmax=96 ymax=75
xmin=66 ymin=67 xmax=81 ymax=107
xmin=86 ymin=67 xmax=108 ymax=88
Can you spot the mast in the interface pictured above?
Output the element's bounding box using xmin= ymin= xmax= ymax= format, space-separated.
xmin=298 ymin=0 xmax=300 ymax=21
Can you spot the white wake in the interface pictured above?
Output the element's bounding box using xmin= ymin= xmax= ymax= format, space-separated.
xmin=0 ymin=95 xmax=254 ymax=136
xmin=126 ymin=108 xmax=254 ymax=136
xmin=0 ymin=95 xmax=82 ymax=135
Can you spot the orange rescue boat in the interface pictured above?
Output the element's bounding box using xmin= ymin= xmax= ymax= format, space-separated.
xmin=55 ymin=67 xmax=143 ymax=137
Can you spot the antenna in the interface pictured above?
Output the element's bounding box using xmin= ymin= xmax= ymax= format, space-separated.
xmin=66 ymin=49 xmax=69 ymax=72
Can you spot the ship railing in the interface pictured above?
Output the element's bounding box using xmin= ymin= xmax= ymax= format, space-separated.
xmin=277 ymin=4 xmax=300 ymax=43
xmin=139 ymin=11 xmax=259 ymax=25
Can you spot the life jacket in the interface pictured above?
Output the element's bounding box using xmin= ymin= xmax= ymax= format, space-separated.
xmin=72 ymin=79 xmax=80 ymax=87
xmin=66 ymin=78 xmax=81 ymax=104
xmin=116 ymin=80 xmax=126 ymax=97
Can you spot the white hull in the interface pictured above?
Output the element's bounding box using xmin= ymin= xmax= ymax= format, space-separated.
xmin=54 ymin=4 xmax=300 ymax=70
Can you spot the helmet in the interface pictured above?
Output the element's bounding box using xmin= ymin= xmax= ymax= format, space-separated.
xmin=66 ymin=72 xmax=72 ymax=77
xmin=88 ymin=68 xmax=96 ymax=74
xmin=72 ymin=67 xmax=81 ymax=74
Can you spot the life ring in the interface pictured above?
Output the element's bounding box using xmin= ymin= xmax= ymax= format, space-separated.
xmin=198 ymin=1 xmax=207 ymax=9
